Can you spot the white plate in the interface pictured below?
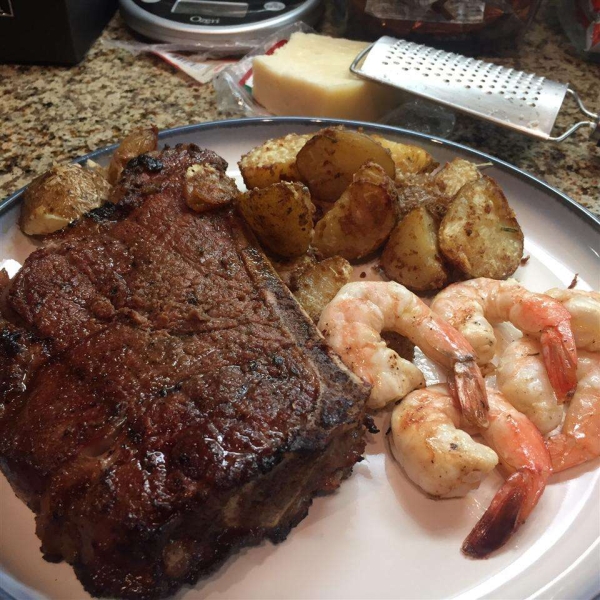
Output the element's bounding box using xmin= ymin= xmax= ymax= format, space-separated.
xmin=1 ymin=118 xmax=599 ymax=600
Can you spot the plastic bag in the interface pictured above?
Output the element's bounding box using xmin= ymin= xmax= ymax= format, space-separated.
xmin=104 ymin=40 xmax=237 ymax=84
xmin=559 ymin=0 xmax=600 ymax=55
xmin=213 ymin=22 xmax=315 ymax=117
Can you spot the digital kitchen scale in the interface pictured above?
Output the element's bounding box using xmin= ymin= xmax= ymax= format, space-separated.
xmin=120 ymin=0 xmax=322 ymax=48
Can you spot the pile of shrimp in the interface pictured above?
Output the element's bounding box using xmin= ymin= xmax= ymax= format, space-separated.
xmin=318 ymin=279 xmax=599 ymax=559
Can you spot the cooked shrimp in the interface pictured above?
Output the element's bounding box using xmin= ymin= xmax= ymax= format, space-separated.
xmin=497 ymin=338 xmax=563 ymax=434
xmin=390 ymin=385 xmax=498 ymax=498
xmin=545 ymin=289 xmax=600 ymax=352
xmin=431 ymin=278 xmax=578 ymax=400
xmin=546 ymin=351 xmax=600 ymax=472
xmin=391 ymin=385 xmax=552 ymax=558
xmin=462 ymin=388 xmax=552 ymax=558
xmin=319 ymin=282 xmax=488 ymax=426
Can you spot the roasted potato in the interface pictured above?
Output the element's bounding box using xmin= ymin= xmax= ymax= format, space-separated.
xmin=237 ymin=182 xmax=314 ymax=258
xmin=107 ymin=125 xmax=159 ymax=184
xmin=313 ymin=162 xmax=398 ymax=260
xmin=20 ymin=164 xmax=112 ymax=236
xmin=439 ymin=176 xmax=524 ymax=279
xmin=434 ymin=159 xmax=481 ymax=198
xmin=381 ymin=207 xmax=449 ymax=292
xmin=370 ymin=134 xmax=435 ymax=179
xmin=184 ymin=163 xmax=239 ymax=213
xmin=269 ymin=252 xmax=318 ymax=289
xmin=396 ymin=173 xmax=452 ymax=220
xmin=294 ymin=256 xmax=353 ymax=322
xmin=238 ymin=133 xmax=311 ymax=190
xmin=296 ymin=127 xmax=396 ymax=202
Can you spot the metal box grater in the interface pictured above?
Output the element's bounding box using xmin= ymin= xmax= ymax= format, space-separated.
xmin=351 ymin=37 xmax=599 ymax=143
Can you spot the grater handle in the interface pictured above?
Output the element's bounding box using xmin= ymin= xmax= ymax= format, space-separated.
xmin=350 ymin=44 xmax=374 ymax=78
xmin=548 ymin=88 xmax=600 ymax=145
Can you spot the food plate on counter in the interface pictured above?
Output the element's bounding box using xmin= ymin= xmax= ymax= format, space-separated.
xmin=0 ymin=117 xmax=598 ymax=600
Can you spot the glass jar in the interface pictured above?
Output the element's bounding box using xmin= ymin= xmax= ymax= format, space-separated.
xmin=344 ymin=0 xmax=542 ymax=52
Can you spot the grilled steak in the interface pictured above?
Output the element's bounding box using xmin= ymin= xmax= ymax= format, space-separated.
xmin=0 ymin=145 xmax=369 ymax=599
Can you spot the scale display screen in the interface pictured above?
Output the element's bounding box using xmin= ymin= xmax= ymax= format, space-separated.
xmin=132 ymin=0 xmax=305 ymax=25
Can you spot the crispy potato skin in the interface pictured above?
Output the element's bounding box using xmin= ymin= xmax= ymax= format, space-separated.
xmin=313 ymin=162 xmax=398 ymax=260
xmin=381 ymin=207 xmax=449 ymax=292
xmin=434 ymin=159 xmax=481 ymax=198
xmin=370 ymin=134 xmax=435 ymax=180
xmin=237 ymin=182 xmax=315 ymax=258
xmin=294 ymin=256 xmax=353 ymax=322
xmin=20 ymin=164 xmax=112 ymax=236
xmin=107 ymin=126 xmax=159 ymax=184
xmin=439 ymin=176 xmax=524 ymax=280
xmin=184 ymin=164 xmax=239 ymax=213
xmin=238 ymin=133 xmax=312 ymax=190
xmin=296 ymin=127 xmax=396 ymax=202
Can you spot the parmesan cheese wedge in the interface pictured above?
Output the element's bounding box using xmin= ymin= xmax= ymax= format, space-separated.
xmin=252 ymin=33 xmax=403 ymax=121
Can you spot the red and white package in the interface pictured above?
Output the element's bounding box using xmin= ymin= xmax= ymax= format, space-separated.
xmin=561 ymin=0 xmax=600 ymax=54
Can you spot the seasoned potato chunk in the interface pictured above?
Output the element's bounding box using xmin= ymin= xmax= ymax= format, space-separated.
xmin=396 ymin=173 xmax=451 ymax=220
xmin=313 ymin=162 xmax=398 ymax=260
xmin=296 ymin=127 xmax=396 ymax=202
xmin=381 ymin=207 xmax=449 ymax=292
xmin=184 ymin=163 xmax=238 ymax=213
xmin=237 ymin=182 xmax=314 ymax=258
xmin=370 ymin=134 xmax=435 ymax=179
xmin=20 ymin=164 xmax=112 ymax=236
xmin=439 ymin=176 xmax=524 ymax=279
xmin=238 ymin=133 xmax=312 ymax=190
xmin=294 ymin=256 xmax=353 ymax=322
xmin=434 ymin=159 xmax=481 ymax=198
xmin=269 ymin=252 xmax=318 ymax=289
xmin=107 ymin=125 xmax=159 ymax=184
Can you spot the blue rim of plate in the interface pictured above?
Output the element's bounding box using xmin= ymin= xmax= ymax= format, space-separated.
xmin=0 ymin=116 xmax=598 ymax=600
xmin=1 ymin=117 xmax=599 ymax=231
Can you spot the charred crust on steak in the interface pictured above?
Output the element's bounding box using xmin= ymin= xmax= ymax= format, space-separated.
xmin=0 ymin=144 xmax=369 ymax=600
xmin=126 ymin=154 xmax=164 ymax=173
xmin=0 ymin=328 xmax=22 ymax=357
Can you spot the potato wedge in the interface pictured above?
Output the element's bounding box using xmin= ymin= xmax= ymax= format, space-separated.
xmin=313 ymin=162 xmax=398 ymax=260
xmin=184 ymin=163 xmax=239 ymax=213
xmin=20 ymin=164 xmax=112 ymax=236
xmin=237 ymin=182 xmax=314 ymax=258
xmin=439 ymin=176 xmax=524 ymax=279
xmin=238 ymin=133 xmax=312 ymax=190
xmin=381 ymin=207 xmax=449 ymax=291
xmin=370 ymin=134 xmax=435 ymax=179
xmin=296 ymin=127 xmax=396 ymax=202
xmin=294 ymin=256 xmax=353 ymax=322
xmin=108 ymin=125 xmax=159 ymax=184
xmin=434 ymin=159 xmax=481 ymax=198
xmin=269 ymin=252 xmax=318 ymax=289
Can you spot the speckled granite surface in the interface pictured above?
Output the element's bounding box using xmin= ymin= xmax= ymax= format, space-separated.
xmin=0 ymin=1 xmax=598 ymax=215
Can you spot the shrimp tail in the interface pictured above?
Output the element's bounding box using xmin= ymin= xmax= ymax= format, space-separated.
xmin=541 ymin=322 xmax=578 ymax=402
xmin=462 ymin=470 xmax=531 ymax=558
xmin=546 ymin=434 xmax=598 ymax=473
xmin=448 ymin=360 xmax=489 ymax=429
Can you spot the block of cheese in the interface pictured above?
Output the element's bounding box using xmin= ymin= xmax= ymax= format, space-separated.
xmin=252 ymin=33 xmax=403 ymax=122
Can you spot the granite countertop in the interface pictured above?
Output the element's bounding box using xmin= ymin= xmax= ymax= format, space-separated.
xmin=0 ymin=1 xmax=598 ymax=216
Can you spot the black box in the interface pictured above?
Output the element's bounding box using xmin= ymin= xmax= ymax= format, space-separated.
xmin=0 ymin=0 xmax=118 ymax=65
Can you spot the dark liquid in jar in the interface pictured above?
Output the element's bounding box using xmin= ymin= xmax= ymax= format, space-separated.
xmin=346 ymin=0 xmax=542 ymax=52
